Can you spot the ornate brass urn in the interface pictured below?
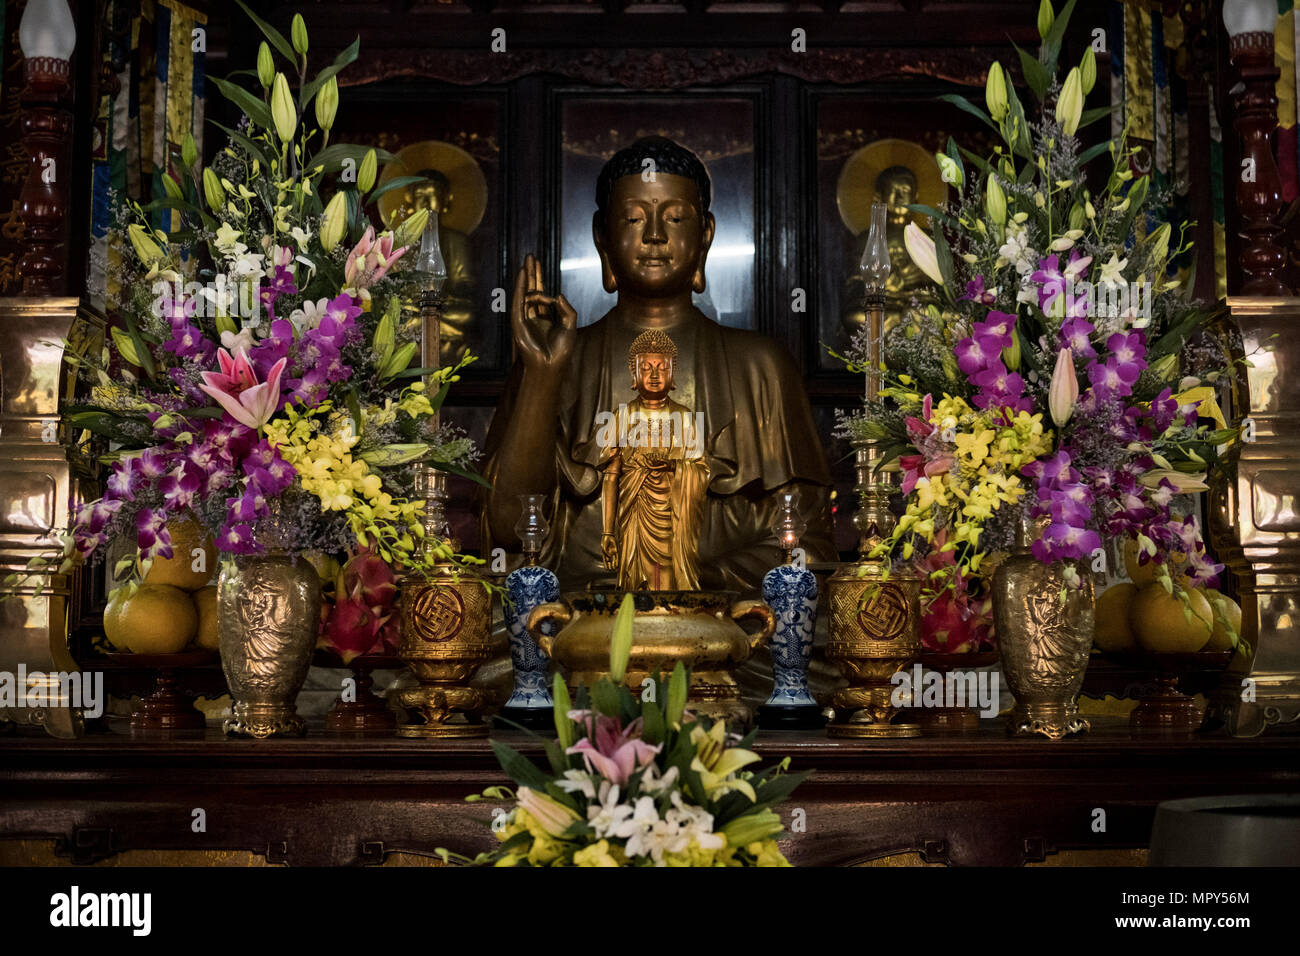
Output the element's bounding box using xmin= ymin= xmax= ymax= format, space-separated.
xmin=825 ymin=561 xmax=923 ymax=737
xmin=397 ymin=562 xmax=499 ymax=738
xmin=527 ymin=589 xmax=774 ymax=726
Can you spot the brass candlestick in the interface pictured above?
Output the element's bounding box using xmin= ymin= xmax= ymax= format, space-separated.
xmin=826 ymin=201 xmax=922 ymax=738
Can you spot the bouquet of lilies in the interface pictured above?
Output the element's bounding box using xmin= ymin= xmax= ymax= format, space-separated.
xmin=445 ymin=596 xmax=807 ymax=867
xmin=833 ymin=0 xmax=1242 ymax=626
xmin=60 ymin=6 xmax=481 ymax=591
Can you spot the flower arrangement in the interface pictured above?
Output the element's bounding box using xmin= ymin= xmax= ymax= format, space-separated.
xmin=442 ymin=595 xmax=807 ymax=867
xmin=52 ymin=6 xmax=482 ymax=601
xmin=832 ymin=0 xmax=1243 ymax=639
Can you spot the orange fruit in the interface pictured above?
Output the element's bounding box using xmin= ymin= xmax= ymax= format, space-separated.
xmin=1201 ymin=590 xmax=1243 ymax=652
xmin=1131 ymin=583 xmax=1212 ymax=654
xmin=143 ymin=516 xmax=216 ymax=592
xmin=1093 ymin=583 xmax=1138 ymax=653
xmin=194 ymin=585 xmax=219 ymax=651
xmin=119 ymin=584 xmax=198 ymax=654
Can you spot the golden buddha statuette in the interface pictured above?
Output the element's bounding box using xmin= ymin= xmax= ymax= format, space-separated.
xmin=598 ymin=328 xmax=708 ymax=591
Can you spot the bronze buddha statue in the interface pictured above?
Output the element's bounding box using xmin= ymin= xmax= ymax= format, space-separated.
xmin=482 ymin=135 xmax=834 ymax=593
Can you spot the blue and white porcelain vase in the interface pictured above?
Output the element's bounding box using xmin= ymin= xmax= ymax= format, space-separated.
xmin=498 ymin=563 xmax=560 ymax=730
xmin=758 ymin=563 xmax=825 ymax=729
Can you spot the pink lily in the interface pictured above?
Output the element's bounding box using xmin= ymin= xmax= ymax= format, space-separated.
xmin=344 ymin=226 xmax=408 ymax=290
xmin=199 ymin=348 xmax=287 ymax=430
xmin=565 ymin=715 xmax=661 ymax=786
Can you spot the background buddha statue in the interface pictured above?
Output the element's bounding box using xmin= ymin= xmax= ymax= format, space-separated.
xmin=838 ymin=141 xmax=945 ymax=335
xmin=378 ymin=142 xmax=487 ymax=366
xmin=482 ymin=135 xmax=834 ymax=593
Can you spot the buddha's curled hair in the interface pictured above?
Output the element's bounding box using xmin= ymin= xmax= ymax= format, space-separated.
xmin=627 ymin=328 xmax=678 ymax=382
xmin=596 ymin=135 xmax=712 ymax=217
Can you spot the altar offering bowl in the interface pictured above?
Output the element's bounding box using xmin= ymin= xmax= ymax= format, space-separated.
xmin=527 ymin=589 xmax=775 ymax=727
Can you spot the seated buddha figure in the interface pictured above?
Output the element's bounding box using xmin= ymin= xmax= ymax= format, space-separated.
xmin=483 ymin=135 xmax=834 ymax=592
xmin=842 ymin=164 xmax=938 ymax=334
xmin=599 ymin=329 xmax=709 ymax=591
xmin=395 ymin=168 xmax=476 ymax=366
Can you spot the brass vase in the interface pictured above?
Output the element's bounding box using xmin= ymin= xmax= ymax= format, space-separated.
xmin=527 ymin=590 xmax=775 ymax=727
xmin=396 ymin=564 xmax=499 ymax=738
xmin=993 ymin=517 xmax=1094 ymax=739
xmin=218 ymin=553 xmax=322 ymax=738
xmin=825 ymin=562 xmax=923 ymax=737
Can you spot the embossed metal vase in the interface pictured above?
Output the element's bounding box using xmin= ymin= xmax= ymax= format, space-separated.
xmin=758 ymin=564 xmax=825 ymax=729
xmin=528 ymin=590 xmax=775 ymax=727
xmin=499 ymin=563 xmax=560 ymax=730
xmin=218 ymin=554 xmax=322 ymax=738
xmin=993 ymin=517 xmax=1095 ymax=739
xmin=397 ymin=565 xmax=500 ymax=738
xmin=825 ymin=561 xmax=922 ymax=737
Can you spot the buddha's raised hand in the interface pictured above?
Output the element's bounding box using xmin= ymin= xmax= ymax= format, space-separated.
xmin=511 ymin=253 xmax=577 ymax=377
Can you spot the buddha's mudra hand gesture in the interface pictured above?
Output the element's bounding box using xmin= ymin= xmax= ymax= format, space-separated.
xmin=512 ymin=253 xmax=577 ymax=382
xmin=601 ymin=532 xmax=618 ymax=571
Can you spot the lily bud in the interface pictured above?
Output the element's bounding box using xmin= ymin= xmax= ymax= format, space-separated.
xmin=1049 ymin=347 xmax=1079 ymax=429
xmin=903 ymin=221 xmax=945 ymax=285
xmin=181 ymin=132 xmax=197 ymax=170
xmin=985 ymin=174 xmax=1006 ymax=226
xmin=358 ymin=148 xmax=377 ymax=194
xmin=1128 ymin=174 xmax=1149 ymax=210
xmin=1037 ymin=0 xmax=1054 ymax=39
xmin=985 ymin=61 xmax=1009 ymax=122
xmin=1080 ymin=46 xmax=1097 ymax=95
xmin=315 ymin=75 xmax=338 ymax=132
xmin=1057 ymin=67 xmax=1084 ymax=136
xmin=1148 ymin=222 xmax=1171 ymax=263
xmin=203 ymin=168 xmax=225 ymax=214
xmin=1068 ymin=203 xmax=1086 ymax=231
xmin=291 ymin=14 xmax=308 ymax=55
xmin=391 ymin=206 xmax=429 ymax=251
xmin=127 ymin=223 xmax=165 ymax=267
xmin=516 ymin=787 xmax=580 ymax=839
xmin=1002 ymin=331 xmax=1022 ymax=371
xmin=609 ymin=592 xmax=635 ymax=684
xmin=161 ymin=173 xmax=183 ymax=201
xmin=320 ymin=191 xmax=347 ymax=252
xmin=271 ymin=73 xmax=297 ymax=144
xmin=257 ymin=42 xmax=274 ymax=89
xmin=936 ymin=152 xmax=963 ymax=188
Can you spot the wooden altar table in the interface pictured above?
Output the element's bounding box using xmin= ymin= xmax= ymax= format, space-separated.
xmin=2 ymin=718 xmax=1297 ymax=867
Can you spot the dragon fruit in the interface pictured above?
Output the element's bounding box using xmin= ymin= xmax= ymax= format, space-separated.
xmin=317 ymin=548 xmax=399 ymax=663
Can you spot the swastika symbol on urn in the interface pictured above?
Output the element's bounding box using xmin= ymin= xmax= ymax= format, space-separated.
xmin=414 ymin=587 xmax=465 ymax=642
xmin=858 ymin=585 xmax=908 ymax=640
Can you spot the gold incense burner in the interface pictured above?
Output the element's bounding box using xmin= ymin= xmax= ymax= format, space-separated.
xmin=528 ymin=589 xmax=775 ymax=726
xmin=825 ymin=561 xmax=923 ymax=737
xmin=397 ymin=562 xmax=499 ymax=738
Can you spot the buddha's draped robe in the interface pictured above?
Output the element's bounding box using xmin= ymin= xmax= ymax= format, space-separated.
xmin=483 ymin=307 xmax=835 ymax=593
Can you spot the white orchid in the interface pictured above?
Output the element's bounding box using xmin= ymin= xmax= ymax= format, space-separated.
xmin=1098 ymin=252 xmax=1128 ymax=286
xmin=289 ymin=297 xmax=331 ymax=334
xmin=220 ymin=327 xmax=256 ymax=354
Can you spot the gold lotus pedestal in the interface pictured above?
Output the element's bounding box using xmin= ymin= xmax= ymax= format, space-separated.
xmin=397 ymin=563 xmax=499 ymax=739
xmin=825 ymin=562 xmax=923 ymax=738
xmin=528 ymin=590 xmax=774 ymax=727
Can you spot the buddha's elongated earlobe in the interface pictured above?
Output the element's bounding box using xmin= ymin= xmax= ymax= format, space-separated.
xmin=593 ymin=212 xmax=618 ymax=293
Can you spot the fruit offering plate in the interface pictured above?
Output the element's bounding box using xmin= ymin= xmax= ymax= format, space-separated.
xmin=918 ymin=651 xmax=1000 ymax=671
xmin=1098 ymin=650 xmax=1235 ymax=734
xmin=95 ymin=650 xmax=219 ymax=736
xmin=95 ymin=650 xmax=220 ymax=670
